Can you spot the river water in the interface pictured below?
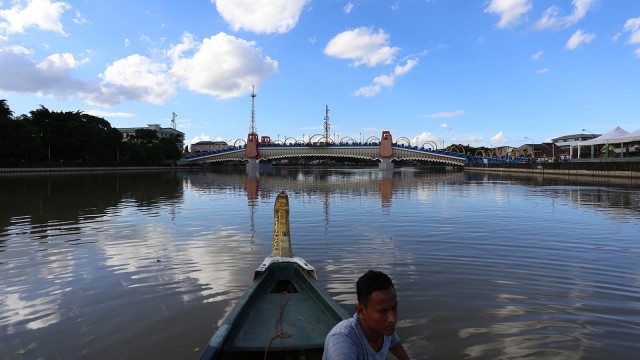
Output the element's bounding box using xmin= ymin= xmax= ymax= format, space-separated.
xmin=1 ymin=168 xmax=639 ymax=360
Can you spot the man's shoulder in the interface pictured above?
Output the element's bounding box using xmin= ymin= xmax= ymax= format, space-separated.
xmin=327 ymin=316 xmax=359 ymax=337
xmin=323 ymin=316 xmax=363 ymax=360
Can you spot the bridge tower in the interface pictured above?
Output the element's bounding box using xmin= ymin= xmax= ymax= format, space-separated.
xmin=246 ymin=86 xmax=259 ymax=159
xmin=379 ymin=130 xmax=394 ymax=170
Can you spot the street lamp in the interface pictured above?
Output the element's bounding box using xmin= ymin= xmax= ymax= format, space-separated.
xmin=582 ymin=129 xmax=594 ymax=158
xmin=524 ymin=136 xmax=534 ymax=160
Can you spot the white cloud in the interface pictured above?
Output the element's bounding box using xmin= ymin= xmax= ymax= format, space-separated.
xmin=213 ymin=0 xmax=308 ymax=34
xmin=344 ymin=2 xmax=354 ymax=14
xmin=484 ymin=0 xmax=532 ymax=28
xmin=353 ymin=58 xmax=417 ymax=97
xmin=0 ymin=46 xmax=88 ymax=97
xmin=412 ymin=132 xmax=441 ymax=148
xmin=535 ymin=0 xmax=596 ymax=30
xmin=325 ymin=27 xmax=399 ymax=67
xmin=72 ymin=10 xmax=88 ymax=25
xmin=537 ymin=67 xmax=550 ymax=74
xmin=490 ymin=131 xmax=508 ymax=144
xmin=37 ymin=52 xmax=88 ymax=73
xmin=166 ymin=32 xmax=196 ymax=61
xmin=124 ymin=38 xmax=130 ymax=48
xmin=96 ymin=55 xmax=175 ymax=105
xmin=531 ymin=50 xmax=543 ymax=60
xmin=440 ymin=123 xmax=449 ymax=129
xmin=635 ymin=48 xmax=640 ymax=58
xmin=566 ymin=29 xmax=595 ymax=49
xmin=171 ymin=32 xmax=278 ymax=99
xmin=422 ymin=110 xmax=465 ymax=118
xmin=0 ymin=0 xmax=71 ymax=35
xmin=0 ymin=31 xmax=276 ymax=107
xmin=622 ymin=17 xmax=640 ymax=44
xmin=84 ymin=110 xmax=135 ymax=118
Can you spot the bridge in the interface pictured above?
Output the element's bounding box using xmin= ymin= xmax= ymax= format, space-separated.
xmin=179 ymin=90 xmax=467 ymax=170
xmin=181 ymin=131 xmax=468 ymax=169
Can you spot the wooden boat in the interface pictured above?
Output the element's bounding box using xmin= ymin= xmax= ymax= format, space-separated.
xmin=198 ymin=191 xmax=349 ymax=360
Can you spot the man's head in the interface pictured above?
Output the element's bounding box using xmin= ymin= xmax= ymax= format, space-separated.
xmin=355 ymin=270 xmax=398 ymax=337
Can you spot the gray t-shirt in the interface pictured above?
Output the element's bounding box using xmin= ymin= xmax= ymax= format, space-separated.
xmin=323 ymin=313 xmax=400 ymax=360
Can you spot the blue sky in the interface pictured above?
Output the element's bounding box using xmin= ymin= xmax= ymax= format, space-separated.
xmin=1 ymin=0 xmax=639 ymax=148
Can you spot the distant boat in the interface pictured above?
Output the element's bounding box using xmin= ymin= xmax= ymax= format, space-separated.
xmin=198 ymin=191 xmax=349 ymax=360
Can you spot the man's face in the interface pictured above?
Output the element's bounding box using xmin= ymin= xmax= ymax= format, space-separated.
xmin=358 ymin=287 xmax=398 ymax=337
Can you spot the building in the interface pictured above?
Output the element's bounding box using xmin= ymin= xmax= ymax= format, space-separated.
xmin=117 ymin=124 xmax=185 ymax=149
xmin=551 ymin=133 xmax=601 ymax=146
xmin=190 ymin=141 xmax=229 ymax=154
xmin=551 ymin=133 xmax=601 ymax=160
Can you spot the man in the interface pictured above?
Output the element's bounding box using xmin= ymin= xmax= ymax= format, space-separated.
xmin=323 ymin=270 xmax=409 ymax=359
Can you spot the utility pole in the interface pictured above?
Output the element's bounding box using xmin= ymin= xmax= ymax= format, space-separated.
xmin=250 ymin=85 xmax=256 ymax=134
xmin=323 ymin=105 xmax=330 ymax=145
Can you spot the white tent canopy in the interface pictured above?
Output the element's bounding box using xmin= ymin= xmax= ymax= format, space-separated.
xmin=618 ymin=128 xmax=640 ymax=143
xmin=580 ymin=126 xmax=630 ymax=145
xmin=571 ymin=126 xmax=640 ymax=158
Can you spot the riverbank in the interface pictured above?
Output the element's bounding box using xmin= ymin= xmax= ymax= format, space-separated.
xmin=465 ymin=159 xmax=640 ymax=179
xmin=0 ymin=166 xmax=180 ymax=174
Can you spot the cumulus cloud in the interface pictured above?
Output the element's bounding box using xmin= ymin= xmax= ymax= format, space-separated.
xmin=171 ymin=32 xmax=278 ymax=99
xmin=325 ymin=27 xmax=399 ymax=67
xmin=535 ymin=0 xmax=596 ymax=30
xmin=0 ymin=45 xmax=89 ymax=97
xmin=0 ymin=30 xmax=279 ymax=106
xmin=484 ymin=0 xmax=532 ymax=28
xmin=622 ymin=17 xmax=640 ymax=44
xmin=353 ymin=58 xmax=417 ymax=97
xmin=490 ymin=131 xmax=508 ymax=145
xmin=422 ymin=110 xmax=465 ymax=118
xmin=566 ymin=29 xmax=595 ymax=49
xmin=0 ymin=0 xmax=71 ymax=35
xmin=213 ymin=0 xmax=308 ymax=34
xmin=412 ymin=131 xmax=441 ymax=148
xmin=85 ymin=54 xmax=176 ymax=106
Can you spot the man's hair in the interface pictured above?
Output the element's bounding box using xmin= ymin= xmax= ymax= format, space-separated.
xmin=356 ymin=270 xmax=395 ymax=307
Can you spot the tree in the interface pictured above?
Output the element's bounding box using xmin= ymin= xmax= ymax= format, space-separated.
xmin=0 ymin=99 xmax=13 ymax=121
xmin=132 ymin=129 xmax=159 ymax=145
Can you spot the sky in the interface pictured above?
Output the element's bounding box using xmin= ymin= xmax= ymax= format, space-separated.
xmin=1 ymin=0 xmax=639 ymax=149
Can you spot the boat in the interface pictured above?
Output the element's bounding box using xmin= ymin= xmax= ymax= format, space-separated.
xmin=198 ymin=191 xmax=349 ymax=360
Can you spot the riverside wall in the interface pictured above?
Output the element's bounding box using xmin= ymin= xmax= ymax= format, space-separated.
xmin=464 ymin=159 xmax=640 ymax=179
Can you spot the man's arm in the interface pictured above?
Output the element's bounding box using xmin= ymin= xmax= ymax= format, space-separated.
xmin=390 ymin=341 xmax=409 ymax=360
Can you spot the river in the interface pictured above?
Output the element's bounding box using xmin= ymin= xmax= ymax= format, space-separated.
xmin=1 ymin=168 xmax=639 ymax=359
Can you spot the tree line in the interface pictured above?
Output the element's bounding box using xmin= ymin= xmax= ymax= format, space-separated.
xmin=0 ymin=99 xmax=183 ymax=167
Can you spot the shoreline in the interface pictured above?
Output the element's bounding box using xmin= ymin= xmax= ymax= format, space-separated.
xmin=464 ymin=166 xmax=640 ymax=179
xmin=0 ymin=166 xmax=182 ymax=174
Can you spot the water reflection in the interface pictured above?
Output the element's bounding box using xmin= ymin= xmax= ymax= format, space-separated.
xmin=1 ymin=169 xmax=639 ymax=359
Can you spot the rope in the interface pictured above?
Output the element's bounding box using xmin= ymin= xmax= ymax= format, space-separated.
xmin=264 ymin=291 xmax=293 ymax=360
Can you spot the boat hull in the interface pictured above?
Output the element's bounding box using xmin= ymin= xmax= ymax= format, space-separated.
xmin=199 ymin=261 xmax=349 ymax=360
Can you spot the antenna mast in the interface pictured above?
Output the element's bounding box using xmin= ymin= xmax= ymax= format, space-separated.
xmin=250 ymin=85 xmax=256 ymax=134
xmin=171 ymin=112 xmax=177 ymax=130
xmin=323 ymin=105 xmax=330 ymax=144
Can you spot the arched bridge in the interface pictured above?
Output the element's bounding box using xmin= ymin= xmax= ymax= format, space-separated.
xmin=181 ymin=131 xmax=467 ymax=167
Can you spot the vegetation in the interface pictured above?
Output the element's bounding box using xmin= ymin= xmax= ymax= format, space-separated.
xmin=0 ymin=99 xmax=183 ymax=167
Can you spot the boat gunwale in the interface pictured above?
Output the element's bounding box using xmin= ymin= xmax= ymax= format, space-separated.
xmin=198 ymin=260 xmax=349 ymax=360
